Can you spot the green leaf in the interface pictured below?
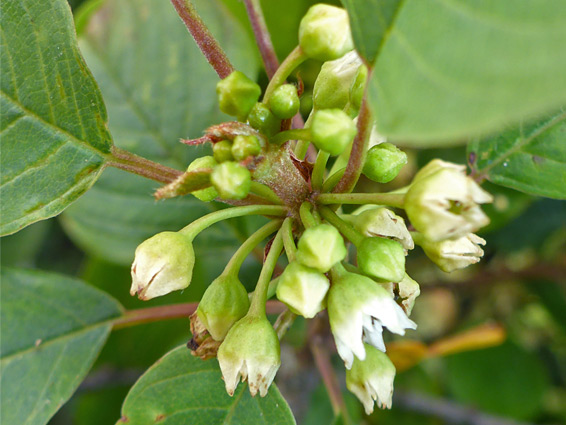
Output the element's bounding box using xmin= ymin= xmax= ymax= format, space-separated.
xmin=364 ymin=0 xmax=566 ymax=145
xmin=340 ymin=0 xmax=402 ymax=64
xmin=62 ymin=0 xmax=258 ymax=264
xmin=119 ymin=346 xmax=296 ymax=425
xmin=445 ymin=342 xmax=549 ymax=420
xmin=0 ymin=268 xmax=123 ymax=425
xmin=469 ymin=110 xmax=566 ymax=199
xmin=0 ymin=0 xmax=112 ymax=235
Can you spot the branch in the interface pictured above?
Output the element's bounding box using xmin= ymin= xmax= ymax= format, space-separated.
xmin=244 ymin=0 xmax=279 ymax=78
xmin=113 ymin=301 xmax=287 ymax=329
xmin=332 ymin=95 xmax=372 ymax=194
xmin=170 ymin=0 xmax=234 ymax=79
xmin=107 ymin=147 xmax=183 ymax=184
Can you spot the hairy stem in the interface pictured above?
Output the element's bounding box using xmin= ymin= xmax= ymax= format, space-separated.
xmin=113 ymin=301 xmax=286 ymax=329
xmin=333 ymin=91 xmax=372 ymax=194
xmin=250 ymin=181 xmax=284 ymax=205
xmin=299 ymin=201 xmax=318 ymax=228
xmin=312 ymin=150 xmax=330 ymax=191
xmin=244 ymin=0 xmax=279 ymax=78
xmin=322 ymin=168 xmax=345 ymax=193
xmin=317 ymin=192 xmax=405 ymax=209
xmin=224 ymin=219 xmax=283 ymax=276
xmin=180 ymin=205 xmax=287 ymax=241
xmin=249 ymin=228 xmax=284 ymax=316
xmin=281 ymin=217 xmax=297 ymax=262
xmin=270 ymin=128 xmax=312 ymax=146
xmin=170 ymin=0 xmax=234 ymax=78
xmin=263 ymin=46 xmax=307 ymax=103
xmin=107 ymin=147 xmax=183 ymax=183
xmin=319 ymin=206 xmax=364 ymax=246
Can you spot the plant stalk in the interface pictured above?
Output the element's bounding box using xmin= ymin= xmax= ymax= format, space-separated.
xmin=263 ymin=46 xmax=307 ymax=103
xmin=107 ymin=147 xmax=183 ymax=183
xmin=170 ymin=0 xmax=234 ymax=79
xmin=317 ymin=192 xmax=405 ymax=209
xmin=244 ymin=0 xmax=279 ymax=78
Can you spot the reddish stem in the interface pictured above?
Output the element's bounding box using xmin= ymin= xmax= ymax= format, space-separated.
xmin=113 ymin=301 xmax=286 ymax=329
xmin=170 ymin=0 xmax=234 ymax=79
xmin=332 ymin=96 xmax=372 ymax=194
xmin=244 ymin=0 xmax=279 ymax=79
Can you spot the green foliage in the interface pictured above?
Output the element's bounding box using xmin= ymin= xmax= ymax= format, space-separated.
xmin=61 ymin=0 xmax=258 ymax=264
xmin=0 ymin=0 xmax=112 ymax=235
xmin=469 ymin=110 xmax=566 ymax=200
xmin=359 ymin=0 xmax=566 ymax=145
xmin=119 ymin=346 xmax=296 ymax=425
xmin=0 ymin=268 xmax=123 ymax=425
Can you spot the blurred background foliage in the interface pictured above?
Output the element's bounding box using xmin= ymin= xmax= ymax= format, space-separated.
xmin=2 ymin=0 xmax=564 ymax=424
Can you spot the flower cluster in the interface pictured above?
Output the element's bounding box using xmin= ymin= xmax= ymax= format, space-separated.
xmin=127 ymin=4 xmax=493 ymax=415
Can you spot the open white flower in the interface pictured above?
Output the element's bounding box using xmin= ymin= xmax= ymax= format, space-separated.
xmin=328 ymin=266 xmax=416 ymax=369
xmin=217 ymin=315 xmax=280 ymax=397
xmin=346 ymin=344 xmax=396 ymax=413
xmin=417 ymin=232 xmax=486 ymax=272
xmin=405 ymin=160 xmax=493 ymax=242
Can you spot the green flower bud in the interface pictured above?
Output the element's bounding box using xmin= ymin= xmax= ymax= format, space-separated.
xmin=299 ymin=4 xmax=353 ymax=61
xmin=213 ymin=140 xmax=234 ymax=163
xmin=348 ymin=207 xmax=414 ymax=251
xmin=311 ymin=109 xmax=357 ymax=156
xmin=130 ymin=232 xmax=194 ymax=300
xmin=349 ymin=64 xmax=368 ymax=111
xmin=363 ymin=143 xmax=408 ymax=183
xmin=276 ymin=262 xmax=330 ymax=318
xmin=216 ymin=71 xmax=261 ymax=120
xmin=346 ymin=344 xmax=396 ymax=413
xmin=197 ymin=274 xmax=250 ymax=341
xmin=231 ymin=134 xmax=261 ymax=161
xmin=210 ymin=162 xmax=251 ymax=200
xmin=218 ymin=315 xmax=280 ymax=397
xmin=186 ymin=156 xmax=218 ymax=201
xmin=247 ymin=102 xmax=281 ymax=136
xmin=405 ymin=160 xmax=493 ymax=241
xmin=297 ymin=223 xmax=347 ymax=273
xmin=269 ymin=84 xmax=300 ymax=119
xmin=357 ymin=237 xmax=406 ymax=283
xmin=313 ymin=51 xmax=362 ymax=110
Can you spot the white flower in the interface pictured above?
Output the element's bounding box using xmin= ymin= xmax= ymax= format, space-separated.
xmin=405 ymin=160 xmax=493 ymax=241
xmin=217 ymin=315 xmax=280 ymax=397
xmin=417 ymin=232 xmax=487 ymax=272
xmin=130 ymin=231 xmax=194 ymax=300
xmin=346 ymin=344 xmax=396 ymax=414
xmin=328 ymin=267 xmax=416 ymax=369
xmin=349 ymin=207 xmax=414 ymax=251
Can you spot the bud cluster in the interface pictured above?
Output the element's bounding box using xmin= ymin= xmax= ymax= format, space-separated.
xmin=127 ymin=3 xmax=494 ymax=416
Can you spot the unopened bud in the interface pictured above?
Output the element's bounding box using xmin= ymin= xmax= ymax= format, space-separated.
xmin=130 ymin=232 xmax=194 ymax=300
xmin=313 ymin=51 xmax=362 ymax=110
xmin=211 ymin=162 xmax=251 ymax=200
xmin=186 ymin=156 xmax=218 ymax=201
xmin=297 ymin=223 xmax=347 ymax=273
xmin=232 ymin=135 xmax=261 ymax=161
xmin=363 ymin=143 xmax=407 ymax=183
xmin=349 ymin=207 xmax=414 ymax=251
xmin=269 ymin=84 xmax=300 ymax=119
xmin=248 ymin=102 xmax=281 ymax=136
xmin=276 ymin=262 xmax=330 ymax=318
xmin=398 ymin=273 xmax=420 ymax=315
xmin=197 ymin=274 xmax=250 ymax=341
xmin=299 ymin=4 xmax=353 ymax=61
xmin=213 ymin=140 xmax=234 ymax=163
xmin=311 ymin=109 xmax=357 ymax=156
xmin=417 ymin=233 xmax=486 ymax=272
xmin=357 ymin=237 xmax=406 ymax=283
xmin=216 ymin=71 xmax=261 ymax=121
xmin=349 ymin=64 xmax=368 ymax=110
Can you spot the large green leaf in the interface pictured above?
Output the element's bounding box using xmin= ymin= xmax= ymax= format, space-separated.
xmin=363 ymin=0 xmax=566 ymax=145
xmin=62 ymin=0 xmax=258 ymax=264
xmin=0 ymin=268 xmax=123 ymax=425
xmin=468 ymin=109 xmax=566 ymax=199
xmin=0 ymin=0 xmax=112 ymax=235
xmin=340 ymin=0 xmax=402 ymax=64
xmin=119 ymin=346 xmax=296 ymax=425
